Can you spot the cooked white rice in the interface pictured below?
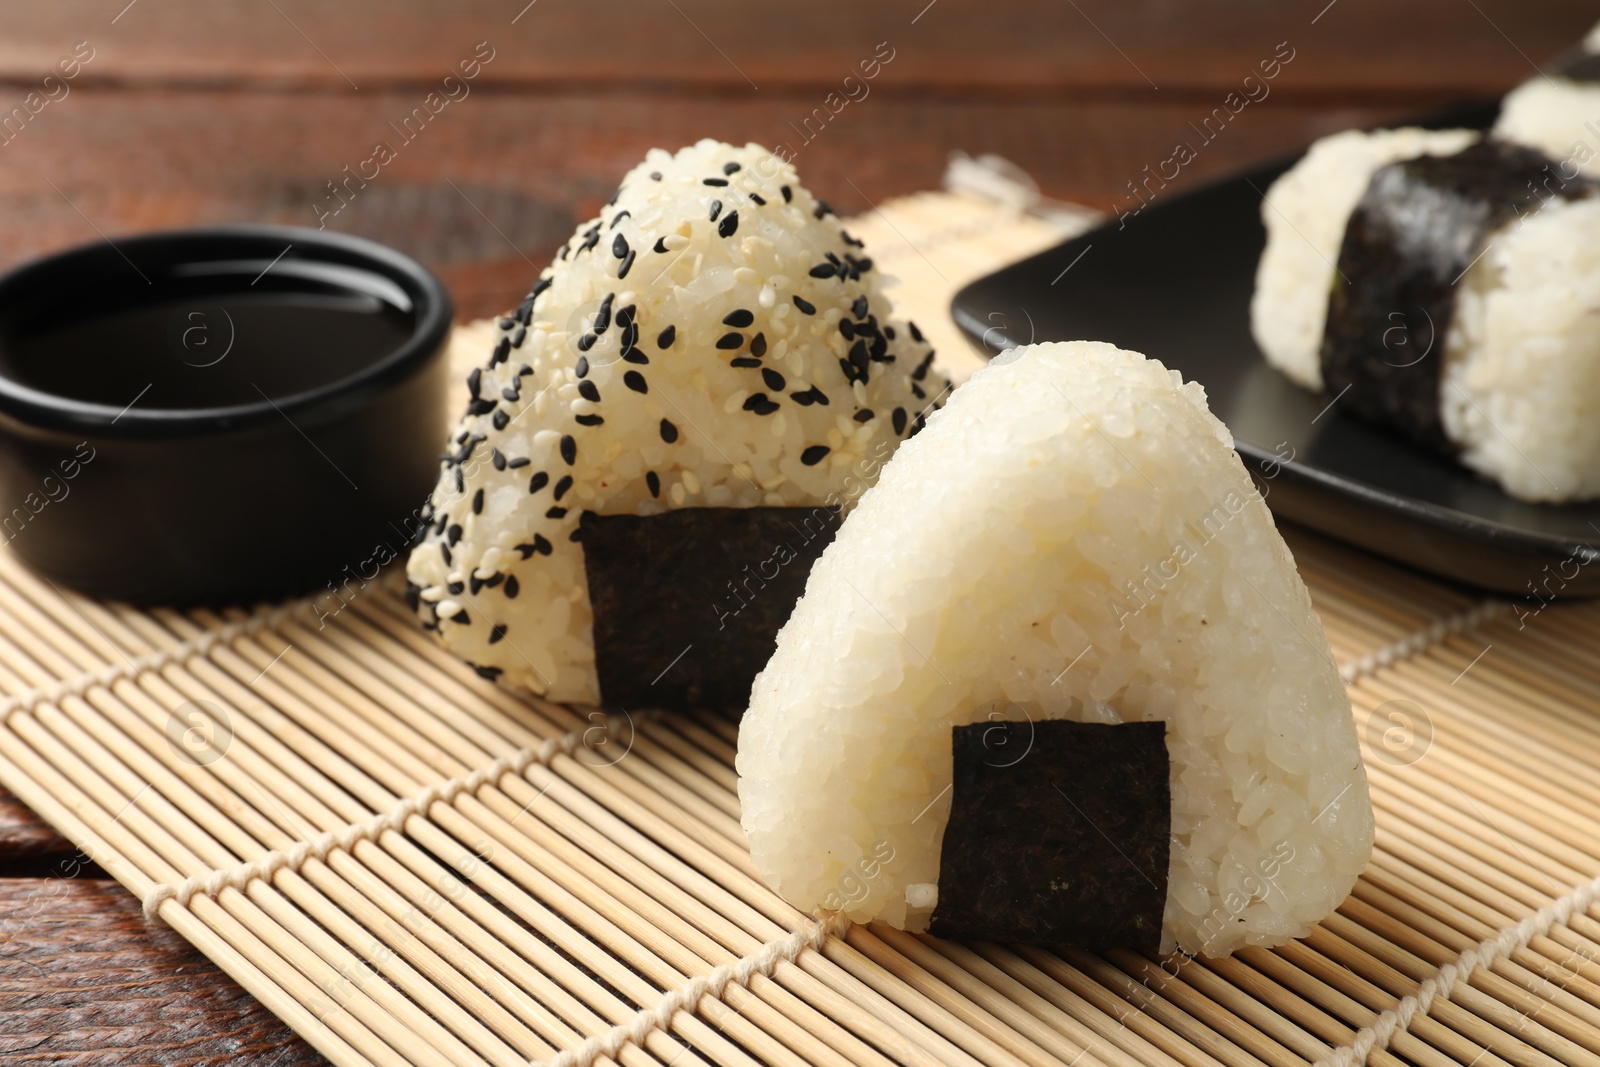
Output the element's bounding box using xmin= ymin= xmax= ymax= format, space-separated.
xmin=406 ymin=140 xmax=946 ymax=700
xmin=1494 ymin=77 xmax=1600 ymax=177
xmin=737 ymin=341 xmax=1374 ymax=957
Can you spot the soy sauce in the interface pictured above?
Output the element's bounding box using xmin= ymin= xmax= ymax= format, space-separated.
xmin=0 ymin=264 xmax=415 ymax=410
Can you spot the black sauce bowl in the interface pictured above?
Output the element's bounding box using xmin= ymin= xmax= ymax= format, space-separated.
xmin=0 ymin=225 xmax=453 ymax=604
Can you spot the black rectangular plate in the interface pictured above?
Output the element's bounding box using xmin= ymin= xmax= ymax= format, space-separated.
xmin=951 ymin=102 xmax=1600 ymax=596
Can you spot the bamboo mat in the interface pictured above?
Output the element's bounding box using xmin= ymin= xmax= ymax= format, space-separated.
xmin=4 ymin=189 xmax=1600 ymax=1067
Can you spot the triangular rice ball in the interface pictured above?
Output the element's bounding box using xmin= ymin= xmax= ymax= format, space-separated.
xmin=737 ymin=341 xmax=1373 ymax=956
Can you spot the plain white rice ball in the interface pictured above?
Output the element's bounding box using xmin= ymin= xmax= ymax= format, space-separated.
xmin=738 ymin=341 xmax=1374 ymax=957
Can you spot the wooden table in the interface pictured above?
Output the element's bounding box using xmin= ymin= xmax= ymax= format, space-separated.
xmin=0 ymin=1 xmax=1589 ymax=1060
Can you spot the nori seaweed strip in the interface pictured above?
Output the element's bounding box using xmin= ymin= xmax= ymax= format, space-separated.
xmin=580 ymin=506 xmax=841 ymax=714
xmin=1550 ymin=48 xmax=1600 ymax=82
xmin=929 ymin=719 xmax=1170 ymax=951
xmin=1320 ymin=140 xmax=1596 ymax=454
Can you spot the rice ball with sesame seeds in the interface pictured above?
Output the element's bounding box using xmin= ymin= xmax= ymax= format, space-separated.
xmin=405 ymin=139 xmax=949 ymax=703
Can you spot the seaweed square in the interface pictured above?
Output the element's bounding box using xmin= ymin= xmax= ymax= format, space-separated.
xmin=929 ymin=719 xmax=1170 ymax=951
xmin=580 ymin=506 xmax=840 ymax=714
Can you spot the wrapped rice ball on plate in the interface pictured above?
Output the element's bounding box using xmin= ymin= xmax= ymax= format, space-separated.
xmin=1251 ymin=127 xmax=1600 ymax=503
xmin=406 ymin=140 xmax=947 ymax=710
xmin=737 ymin=341 xmax=1374 ymax=957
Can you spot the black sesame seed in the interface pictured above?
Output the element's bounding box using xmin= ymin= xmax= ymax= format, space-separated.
xmin=514 ymin=541 xmax=536 ymax=559
xmin=762 ymin=368 xmax=786 ymax=391
xmin=504 ymin=575 xmax=520 ymax=598
xmin=743 ymin=393 xmax=771 ymax=411
xmin=718 ymin=211 xmax=739 ymax=238
xmin=448 ymin=523 xmax=463 ymax=544
xmin=653 ymin=237 xmax=668 ymax=253
xmin=441 ymin=542 xmax=453 ymax=566
xmin=519 ymin=363 xmax=533 ymax=376
xmin=467 ymin=368 xmax=482 ymax=397
xmin=723 ymin=310 xmax=757 ymax=329
xmin=579 ymin=228 xmax=600 ymax=254
xmin=611 ymin=209 xmax=630 ymax=227
xmin=623 ymin=370 xmax=648 ymax=393
xmin=792 ymin=296 xmax=816 ymax=315
xmin=546 ymin=507 xmax=567 ymax=520
xmin=454 ymin=468 xmax=464 ymax=493
xmin=499 ymin=316 xmax=515 ymax=330
xmin=716 ymin=332 xmax=744 ymax=350
xmin=809 ymin=263 xmax=837 ymax=279
xmin=575 ymin=413 xmax=605 ymax=426
xmin=657 ymin=324 xmax=676 ymax=348
xmin=576 ymin=356 xmax=590 ymax=378
xmin=703 ymin=177 xmax=728 ymax=187
xmin=529 ymin=471 xmax=549 ymax=493
xmin=578 ymin=333 xmax=597 ymax=352
xmin=913 ymin=351 xmax=936 ymax=381
xmin=467 ymin=398 xmax=497 ymax=417
xmin=492 ymin=338 xmax=511 ymax=365
xmin=508 ymin=457 xmax=530 ymax=469
xmin=472 ymin=488 xmax=484 ymax=515
xmin=578 ymin=380 xmax=601 ymax=403
xmin=492 ymin=410 xmax=510 ymax=431
xmin=708 ymin=199 xmax=722 ymax=222
xmin=840 ymin=319 xmax=856 ymax=340
xmin=554 ymin=475 xmax=573 ymax=500
xmin=750 ymin=332 xmax=767 ymax=357
xmin=623 ymin=349 xmax=649 ymax=365
xmin=594 ymin=294 xmax=614 ymax=332
xmin=469 ymin=575 xmax=483 ymax=595
xmin=909 ymin=321 xmax=925 ymax=343
xmin=660 ymin=418 xmax=679 ymax=443
xmin=814 ymin=199 xmax=832 ymax=219
xmin=560 ymin=435 xmax=576 ymax=464
xmin=451 ymin=609 xmax=471 ymax=625
xmin=533 ymin=533 xmax=553 ymax=555
xmin=502 ymin=387 xmax=520 ymax=403
xmin=852 ymin=296 xmax=869 ymax=319
xmin=854 ymin=409 xmax=875 ymax=423
xmin=569 ymin=528 xmax=584 ymax=542
xmin=618 ymin=249 xmax=636 ymax=278
xmin=781 ymin=185 xmax=792 ymax=202
xmin=473 ymin=664 xmax=501 ymax=680
xmin=646 ymin=470 xmax=661 ymax=497
xmin=801 ymin=445 xmax=830 ymax=466
xmin=649 ymin=170 xmax=662 ymax=180
xmin=612 ymin=233 xmax=629 ymax=259
xmin=730 ymin=357 xmax=762 ymax=368
xmin=511 ymin=326 xmax=527 ymax=348
xmin=447 ymin=581 xmax=464 ymax=594
xmin=723 ymin=161 xmax=741 ymax=175
xmin=750 ymin=193 xmax=766 ymax=206
xmin=489 ymin=624 xmax=507 ymax=644
xmin=893 ymin=407 xmax=908 ymax=435
xmin=912 ymin=383 xmax=926 ymax=400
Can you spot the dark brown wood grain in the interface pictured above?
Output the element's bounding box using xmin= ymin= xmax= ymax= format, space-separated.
xmin=0 ymin=0 xmax=1587 ymax=95
xmin=0 ymin=878 xmax=326 ymax=1064
xmin=0 ymin=0 xmax=1590 ymax=1060
xmin=0 ymin=90 xmax=1445 ymax=320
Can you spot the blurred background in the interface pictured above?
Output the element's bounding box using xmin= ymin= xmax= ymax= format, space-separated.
xmin=1 ymin=0 xmax=1590 ymax=322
